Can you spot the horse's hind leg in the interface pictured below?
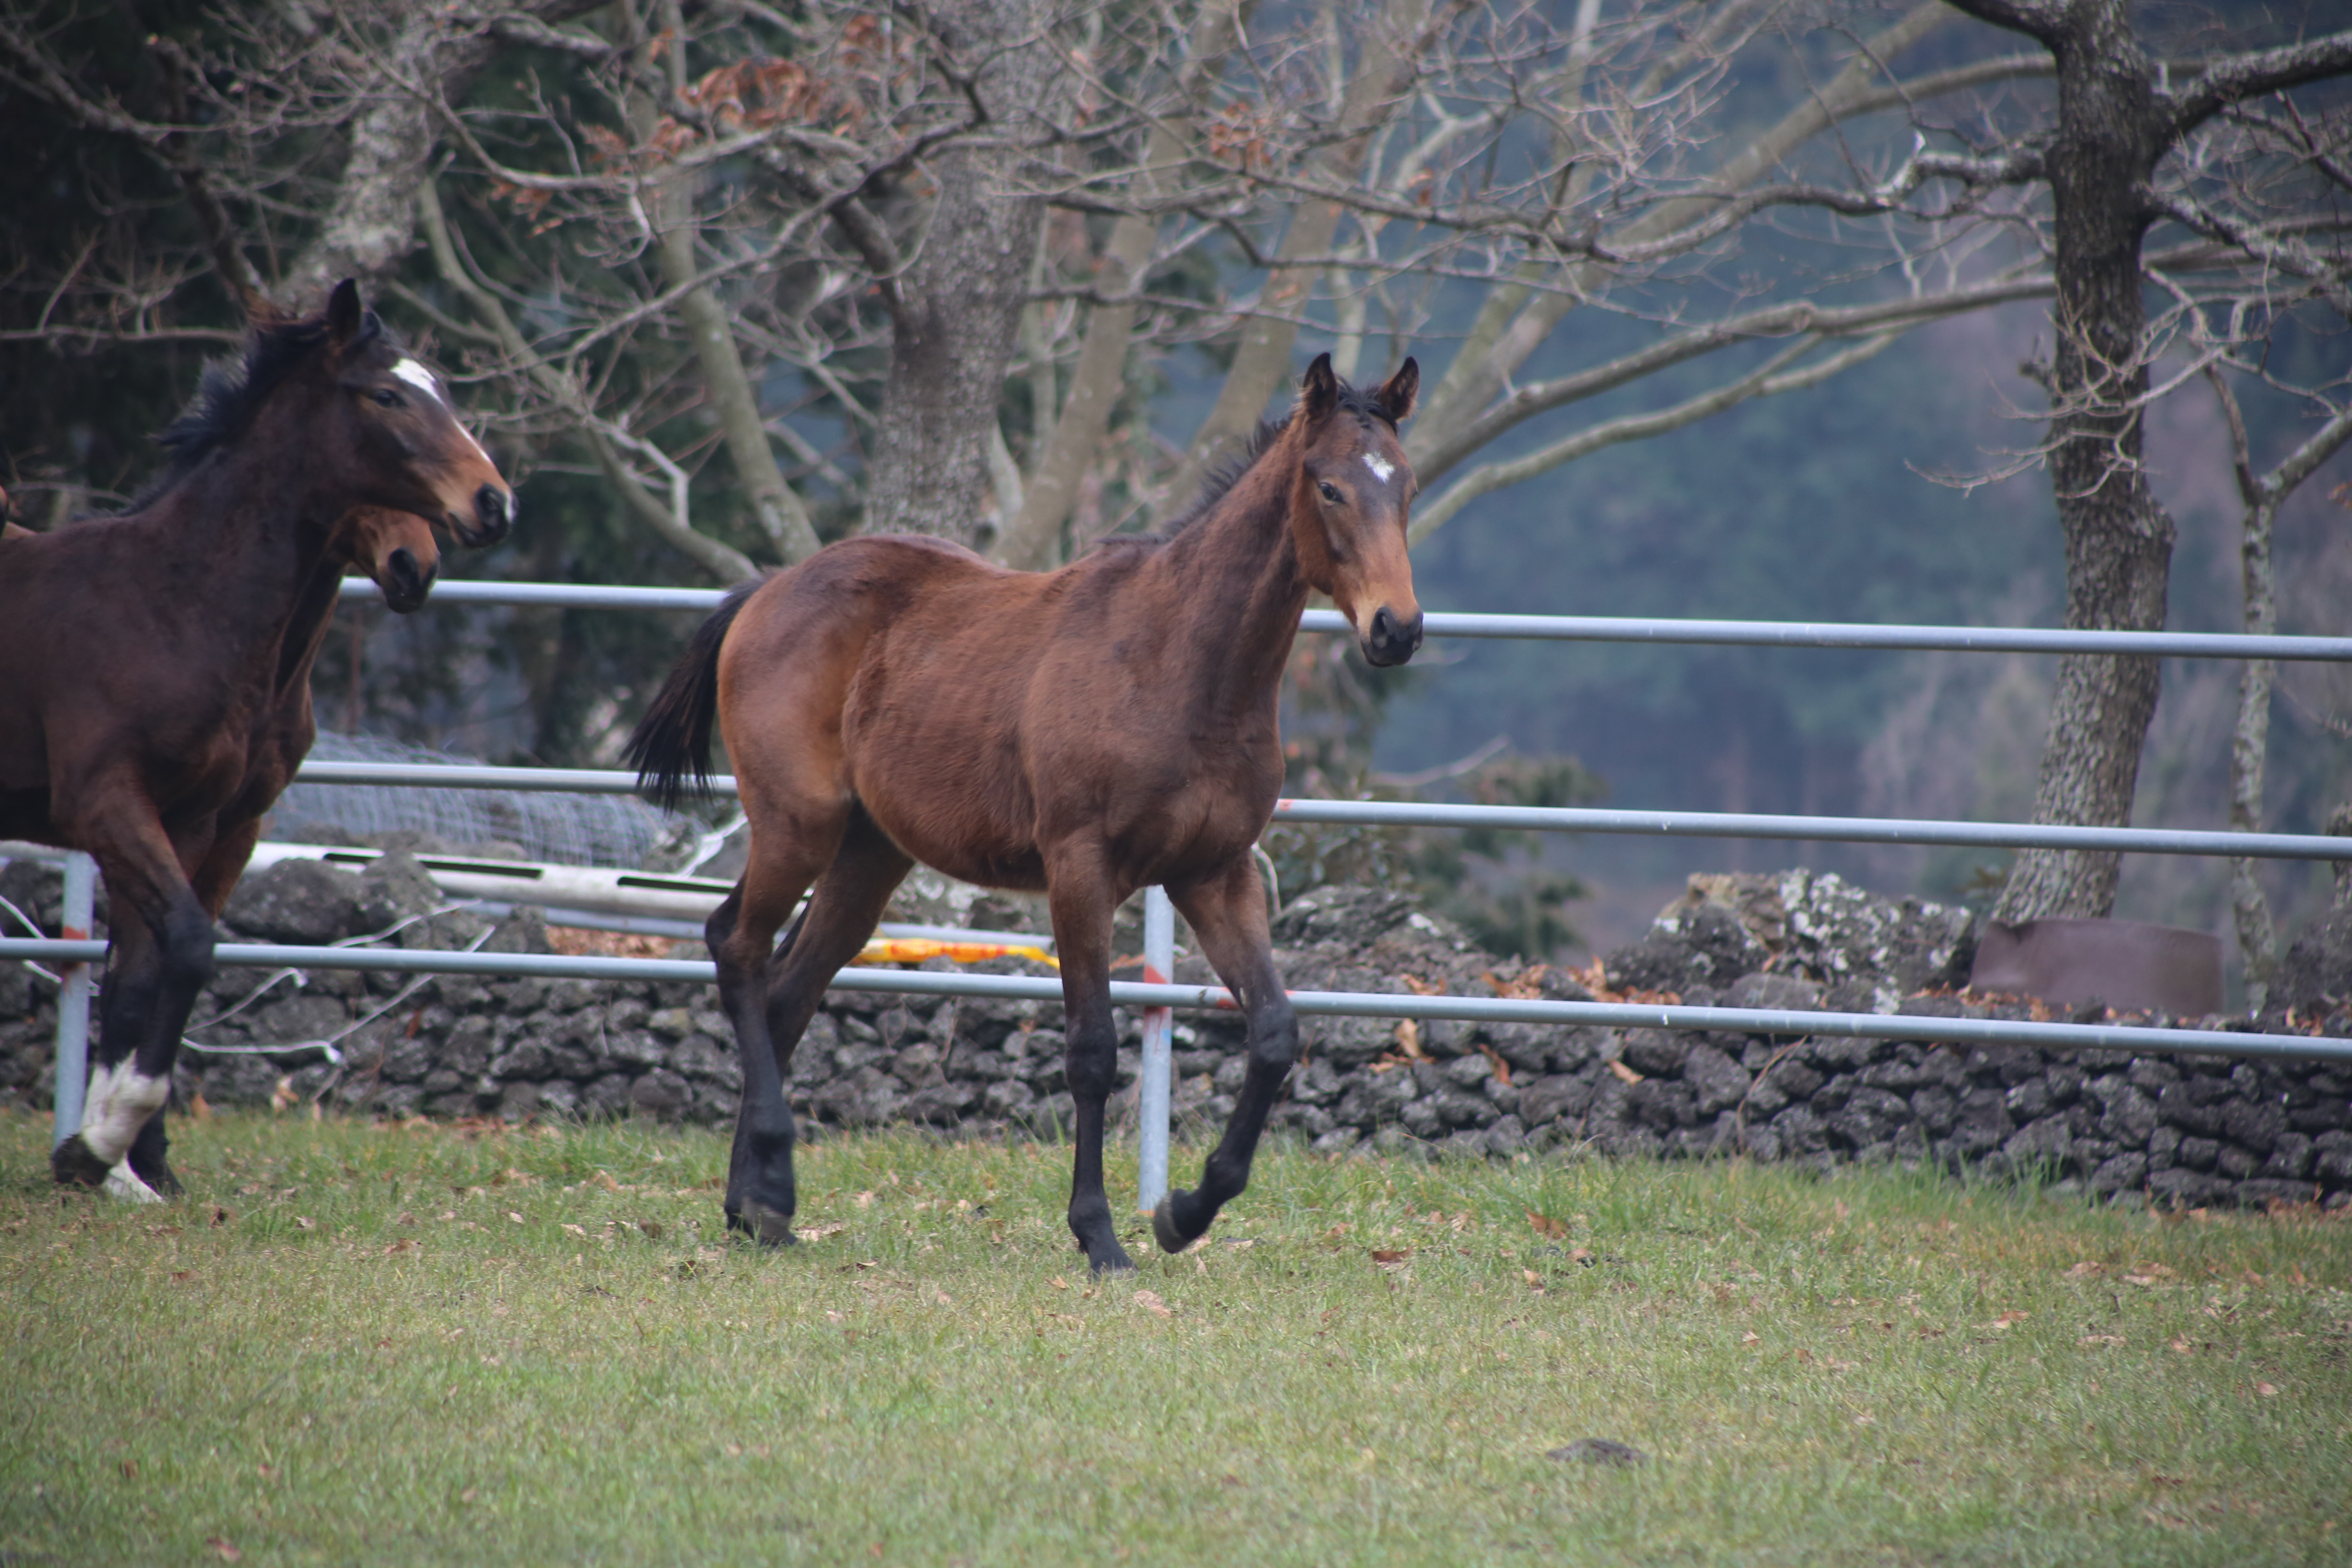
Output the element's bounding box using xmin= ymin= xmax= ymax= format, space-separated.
xmin=726 ymin=809 xmax=912 ymax=1242
xmin=1046 ymin=856 xmax=1136 ymax=1273
xmin=705 ymin=799 xmax=907 ymax=1246
xmin=1153 ymin=857 xmax=1296 ymax=1252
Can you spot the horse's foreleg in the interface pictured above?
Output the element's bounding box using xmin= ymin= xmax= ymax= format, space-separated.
xmin=1047 ymin=865 xmax=1134 ymax=1273
xmin=51 ymin=803 xmax=216 ymax=1200
xmin=114 ymin=820 xmax=269 ymax=1194
xmin=1154 ymin=858 xmax=1296 ymax=1252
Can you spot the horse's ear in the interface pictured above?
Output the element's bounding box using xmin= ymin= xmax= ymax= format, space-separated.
xmin=325 ymin=279 xmax=363 ymax=345
xmin=1300 ymin=353 xmax=1339 ymax=419
xmin=1376 ymin=357 xmax=1419 ymax=423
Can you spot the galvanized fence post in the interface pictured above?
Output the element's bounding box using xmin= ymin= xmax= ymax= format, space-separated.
xmin=1136 ymin=885 xmax=1174 ymax=1213
xmin=52 ymin=851 xmax=95 ymax=1149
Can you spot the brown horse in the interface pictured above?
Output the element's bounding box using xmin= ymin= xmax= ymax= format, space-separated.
xmin=0 ymin=281 xmax=512 ymax=1200
xmin=630 ymin=354 xmax=1421 ymax=1270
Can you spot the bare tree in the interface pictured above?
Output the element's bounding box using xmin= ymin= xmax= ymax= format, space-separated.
xmin=1893 ymin=0 xmax=2352 ymax=923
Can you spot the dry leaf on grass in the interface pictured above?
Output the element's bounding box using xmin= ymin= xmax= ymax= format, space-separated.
xmin=1527 ymin=1211 xmax=1568 ymax=1238
xmin=207 ymin=1539 xmax=242 ymax=1562
xmin=2065 ymin=1261 xmax=2104 ymax=1277
xmin=795 ymin=1221 xmax=847 ymax=1243
xmin=1988 ymin=1310 xmax=2030 ymax=1330
xmin=1608 ymin=1059 xmax=1644 ymax=1085
xmin=1370 ymin=1249 xmax=1411 ymax=1267
xmin=2125 ymin=1263 xmax=2176 ymax=1285
xmin=1133 ymin=1289 xmax=1173 ymax=1318
xmin=2080 ymin=1334 xmax=2126 ymax=1346
xmin=2255 ymin=1381 xmax=2279 ymax=1396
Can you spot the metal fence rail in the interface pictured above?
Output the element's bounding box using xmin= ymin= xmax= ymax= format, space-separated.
xmin=289 ymin=761 xmax=2350 ymax=862
xmin=5 ymin=936 xmax=2345 ymax=1066
xmin=342 ymin=579 xmax=2352 ymax=662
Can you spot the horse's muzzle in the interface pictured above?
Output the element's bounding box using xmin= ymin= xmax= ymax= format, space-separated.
xmin=1363 ymin=605 xmax=1423 ymax=668
xmin=381 ymin=547 xmax=437 ymax=613
xmin=452 ymin=484 xmax=513 ymax=548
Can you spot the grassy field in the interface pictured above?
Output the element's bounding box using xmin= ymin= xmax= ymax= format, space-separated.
xmin=2 ymin=1108 xmax=2347 ymax=1567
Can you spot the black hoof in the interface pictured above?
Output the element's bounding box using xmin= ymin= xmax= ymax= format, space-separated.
xmin=1087 ymin=1242 xmax=1136 ymax=1275
xmin=51 ymin=1136 xmax=109 ymax=1190
xmin=131 ymin=1159 xmax=183 ymax=1198
xmin=1154 ymin=1189 xmax=1213 ymax=1253
xmin=727 ymin=1200 xmax=797 ymax=1248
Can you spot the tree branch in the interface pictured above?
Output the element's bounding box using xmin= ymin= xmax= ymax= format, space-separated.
xmin=1410 ymin=331 xmax=1903 ymax=543
xmin=1415 ymin=275 xmax=2054 ymax=486
xmin=2164 ymin=30 xmax=2352 ymax=139
xmin=416 ymin=174 xmax=755 ymax=582
xmin=1935 ymin=0 xmax=2067 ymax=49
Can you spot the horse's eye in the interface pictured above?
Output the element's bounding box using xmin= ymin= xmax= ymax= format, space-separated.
xmin=1317 ymin=481 xmax=1342 ymax=504
xmin=370 ymin=388 xmax=402 ymax=408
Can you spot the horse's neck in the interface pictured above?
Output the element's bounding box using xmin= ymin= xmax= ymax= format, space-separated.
xmin=143 ymin=448 xmax=340 ymax=670
xmin=274 ymin=560 xmax=348 ymax=695
xmin=1154 ymin=450 xmax=1311 ymax=698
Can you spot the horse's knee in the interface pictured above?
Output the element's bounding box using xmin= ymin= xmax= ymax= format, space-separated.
xmin=156 ymin=900 xmax=216 ymax=992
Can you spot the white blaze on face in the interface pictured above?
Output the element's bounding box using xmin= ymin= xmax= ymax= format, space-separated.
xmin=391 ymin=358 xmax=446 ymax=405
xmin=80 ymin=1058 xmax=169 ymax=1166
xmin=395 ymin=358 xmax=498 ymax=470
xmin=1361 ymin=452 xmax=1395 ymax=484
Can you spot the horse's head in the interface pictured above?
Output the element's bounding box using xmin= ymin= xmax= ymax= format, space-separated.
xmin=317 ymin=280 xmax=515 ymax=549
xmin=1287 ymin=353 xmax=1422 ymax=668
xmin=334 ymin=506 xmax=441 ymax=614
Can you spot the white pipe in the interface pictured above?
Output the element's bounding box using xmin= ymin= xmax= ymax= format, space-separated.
xmin=51 ymin=852 xmax=94 ymax=1149
xmin=1137 ymin=886 xmax=1174 ymax=1213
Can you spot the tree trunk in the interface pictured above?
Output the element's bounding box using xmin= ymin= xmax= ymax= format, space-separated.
xmin=863 ymin=0 xmax=1058 ymax=543
xmin=1967 ymin=0 xmax=2178 ymax=924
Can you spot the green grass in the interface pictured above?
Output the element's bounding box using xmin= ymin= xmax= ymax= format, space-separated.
xmin=2 ymin=1109 xmax=2348 ymax=1566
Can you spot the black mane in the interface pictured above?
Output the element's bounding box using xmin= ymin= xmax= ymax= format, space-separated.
xmin=1102 ymin=373 xmax=1397 ymax=550
xmin=132 ymin=309 xmax=390 ymax=507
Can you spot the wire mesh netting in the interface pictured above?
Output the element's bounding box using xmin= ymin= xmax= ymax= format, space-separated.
xmin=267 ymin=731 xmax=668 ymax=868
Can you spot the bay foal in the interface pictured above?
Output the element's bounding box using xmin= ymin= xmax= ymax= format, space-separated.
xmin=630 ymin=355 xmax=1421 ymax=1271
xmin=0 ymin=282 xmax=512 ymax=1199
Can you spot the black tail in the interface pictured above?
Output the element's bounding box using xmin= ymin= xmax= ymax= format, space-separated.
xmin=626 ymin=578 xmax=764 ymax=811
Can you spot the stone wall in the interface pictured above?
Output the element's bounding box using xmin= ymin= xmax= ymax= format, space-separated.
xmin=4 ymin=852 xmax=2350 ymax=1209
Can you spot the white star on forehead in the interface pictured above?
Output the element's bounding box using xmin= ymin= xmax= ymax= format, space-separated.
xmin=392 ymin=359 xmax=445 ymax=405
xmin=1362 ymin=452 xmax=1395 ymax=483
